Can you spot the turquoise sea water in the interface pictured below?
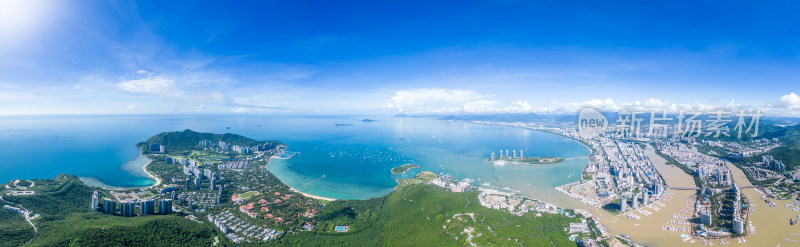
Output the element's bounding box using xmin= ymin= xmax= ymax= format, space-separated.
xmin=0 ymin=115 xmax=589 ymax=207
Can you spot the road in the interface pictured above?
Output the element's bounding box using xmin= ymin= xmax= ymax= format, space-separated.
xmin=1 ymin=195 xmax=38 ymax=245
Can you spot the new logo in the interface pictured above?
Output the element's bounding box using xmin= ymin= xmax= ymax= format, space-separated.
xmin=578 ymin=108 xmax=608 ymax=139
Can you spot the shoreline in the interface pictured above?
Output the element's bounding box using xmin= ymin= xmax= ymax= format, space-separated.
xmin=79 ymin=153 xmax=161 ymax=191
xmin=391 ymin=164 xmax=420 ymax=175
xmin=141 ymin=159 xmax=162 ymax=189
xmin=289 ymin=187 xmax=336 ymax=201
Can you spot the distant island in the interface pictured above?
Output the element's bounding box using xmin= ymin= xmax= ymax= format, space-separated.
xmin=486 ymin=156 xmax=566 ymax=165
xmin=361 ymin=118 xmax=377 ymax=122
xmin=391 ymin=164 xmax=420 ymax=174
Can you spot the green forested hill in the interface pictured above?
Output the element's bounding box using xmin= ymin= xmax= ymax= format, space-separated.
xmin=137 ymin=129 xmax=280 ymax=152
xmin=1 ymin=176 xmax=576 ymax=247
xmin=0 ymin=209 xmax=34 ymax=247
xmin=1 ymin=174 xmax=215 ymax=247
xmin=267 ymin=184 xmax=577 ymax=247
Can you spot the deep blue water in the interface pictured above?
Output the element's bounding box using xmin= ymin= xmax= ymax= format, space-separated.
xmin=0 ymin=115 xmax=589 ymax=206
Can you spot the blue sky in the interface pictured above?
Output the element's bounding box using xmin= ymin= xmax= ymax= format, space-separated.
xmin=1 ymin=0 xmax=800 ymax=115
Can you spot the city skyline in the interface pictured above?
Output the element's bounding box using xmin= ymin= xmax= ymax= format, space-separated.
xmin=2 ymin=1 xmax=800 ymax=116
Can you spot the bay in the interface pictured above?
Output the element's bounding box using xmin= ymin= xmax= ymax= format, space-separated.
xmin=0 ymin=115 xmax=589 ymax=207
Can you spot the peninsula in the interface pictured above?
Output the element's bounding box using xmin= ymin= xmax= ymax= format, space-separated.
xmin=390 ymin=164 xmax=420 ymax=174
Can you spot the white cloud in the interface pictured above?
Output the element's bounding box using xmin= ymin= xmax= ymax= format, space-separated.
xmin=640 ymin=98 xmax=672 ymax=108
xmin=779 ymin=92 xmax=800 ymax=109
xmin=538 ymin=98 xmax=751 ymax=114
xmin=231 ymin=104 xmax=290 ymax=113
xmin=386 ymin=88 xmax=535 ymax=114
xmin=116 ymin=76 xmax=184 ymax=97
xmin=546 ymin=98 xmax=619 ymax=113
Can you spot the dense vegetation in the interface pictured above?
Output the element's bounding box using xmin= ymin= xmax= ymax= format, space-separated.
xmin=1 ymin=174 xmax=215 ymax=246
xmin=394 ymin=171 xmax=438 ymax=189
xmin=390 ymin=164 xmax=420 ymax=174
xmin=37 ymin=213 xmax=214 ymax=247
xmin=137 ymin=129 xmax=280 ymax=152
xmin=0 ymin=174 xmax=578 ymax=247
xmin=4 ymin=174 xmax=95 ymax=219
xmin=266 ymin=184 xmax=577 ymax=246
xmin=739 ymin=145 xmax=800 ymax=171
xmin=0 ymin=209 xmax=34 ymax=247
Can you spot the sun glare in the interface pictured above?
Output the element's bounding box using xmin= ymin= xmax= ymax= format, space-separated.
xmin=0 ymin=0 xmax=56 ymax=47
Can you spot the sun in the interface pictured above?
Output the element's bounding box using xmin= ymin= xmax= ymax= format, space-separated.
xmin=0 ymin=0 xmax=57 ymax=47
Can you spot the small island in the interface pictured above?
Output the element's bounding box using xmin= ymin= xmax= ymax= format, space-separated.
xmin=391 ymin=164 xmax=421 ymax=174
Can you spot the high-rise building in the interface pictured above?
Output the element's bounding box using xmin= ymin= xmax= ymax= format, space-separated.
xmin=499 ymin=149 xmax=503 ymax=158
xmin=103 ymin=199 xmax=117 ymax=215
xmin=159 ymin=199 xmax=173 ymax=214
xmin=186 ymin=174 xmax=193 ymax=189
xmin=91 ymin=191 xmax=99 ymax=211
xmin=733 ymin=215 xmax=744 ymax=234
xmin=631 ymin=193 xmax=639 ymax=208
xmin=512 ymin=150 xmax=516 ymax=159
xmin=204 ymin=169 xmax=212 ymax=179
xmin=655 ymin=180 xmax=664 ymax=195
xmin=120 ymin=201 xmax=136 ymax=217
xmin=642 ymin=190 xmax=649 ymax=205
xmin=490 ymin=152 xmax=495 ymax=161
xmin=220 ymin=173 xmax=225 ymax=190
xmin=194 ymin=176 xmax=202 ymax=190
xmin=519 ymin=150 xmax=523 ymax=158
xmin=140 ymin=199 xmax=155 ymax=215
xmin=149 ymin=143 xmax=161 ymax=152
xmin=700 ymin=210 xmax=712 ymax=225
xmin=763 ymin=155 xmax=774 ymax=167
xmin=210 ymin=176 xmax=217 ymax=190
xmin=620 ymin=193 xmax=627 ymax=212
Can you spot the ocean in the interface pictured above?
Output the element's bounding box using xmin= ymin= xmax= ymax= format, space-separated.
xmin=0 ymin=115 xmax=589 ymax=207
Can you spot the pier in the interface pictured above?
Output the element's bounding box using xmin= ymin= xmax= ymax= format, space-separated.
xmin=297 ymin=175 xmax=326 ymax=189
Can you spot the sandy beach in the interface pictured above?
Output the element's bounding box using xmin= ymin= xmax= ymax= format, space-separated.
xmin=142 ymin=159 xmax=162 ymax=189
xmin=290 ymin=187 xmax=336 ymax=201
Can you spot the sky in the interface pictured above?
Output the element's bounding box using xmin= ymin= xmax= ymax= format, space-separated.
xmin=1 ymin=0 xmax=800 ymax=116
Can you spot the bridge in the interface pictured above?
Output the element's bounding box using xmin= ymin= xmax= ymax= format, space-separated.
xmin=668 ymin=187 xmax=700 ymax=190
xmin=667 ymin=185 xmax=758 ymax=191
